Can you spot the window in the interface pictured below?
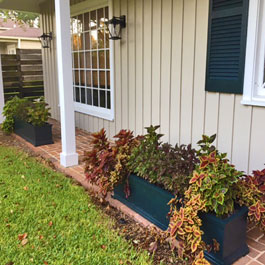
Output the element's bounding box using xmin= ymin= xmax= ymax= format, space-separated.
xmin=242 ymin=0 xmax=265 ymax=106
xmin=205 ymin=0 xmax=249 ymax=94
xmin=71 ymin=6 xmax=114 ymax=120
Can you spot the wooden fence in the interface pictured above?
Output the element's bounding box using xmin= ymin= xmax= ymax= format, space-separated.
xmin=1 ymin=49 xmax=44 ymax=101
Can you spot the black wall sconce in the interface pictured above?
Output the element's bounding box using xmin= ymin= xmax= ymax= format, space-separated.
xmin=39 ymin=32 xmax=53 ymax=48
xmin=106 ymin=16 xmax=126 ymax=40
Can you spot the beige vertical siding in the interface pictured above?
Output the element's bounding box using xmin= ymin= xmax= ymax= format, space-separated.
xmin=42 ymin=0 xmax=265 ymax=173
xmin=40 ymin=0 xmax=60 ymax=121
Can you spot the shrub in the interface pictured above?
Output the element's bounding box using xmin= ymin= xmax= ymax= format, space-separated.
xmin=26 ymin=97 xmax=51 ymax=127
xmin=128 ymin=125 xmax=198 ymax=196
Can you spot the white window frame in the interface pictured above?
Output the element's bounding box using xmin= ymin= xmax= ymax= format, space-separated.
xmin=242 ymin=0 xmax=265 ymax=107
xmin=71 ymin=0 xmax=115 ymax=121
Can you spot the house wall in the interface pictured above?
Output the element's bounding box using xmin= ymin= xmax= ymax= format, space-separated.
xmin=40 ymin=0 xmax=60 ymax=121
xmin=20 ymin=40 xmax=41 ymax=49
xmin=41 ymin=0 xmax=265 ymax=174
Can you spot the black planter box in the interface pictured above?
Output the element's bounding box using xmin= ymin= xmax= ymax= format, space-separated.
xmin=113 ymin=174 xmax=174 ymax=230
xmin=200 ymin=206 xmax=249 ymax=265
xmin=14 ymin=119 xmax=53 ymax=147
xmin=114 ymin=174 xmax=249 ymax=264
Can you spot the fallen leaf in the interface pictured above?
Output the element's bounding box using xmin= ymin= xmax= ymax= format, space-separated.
xmin=21 ymin=238 xmax=28 ymax=246
xmin=18 ymin=233 xmax=28 ymax=241
xmin=23 ymin=186 xmax=29 ymax=191
xmin=149 ymin=241 xmax=158 ymax=253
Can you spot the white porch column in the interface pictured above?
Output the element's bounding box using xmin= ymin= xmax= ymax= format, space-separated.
xmin=0 ymin=56 xmax=5 ymax=124
xmin=54 ymin=0 xmax=78 ymax=167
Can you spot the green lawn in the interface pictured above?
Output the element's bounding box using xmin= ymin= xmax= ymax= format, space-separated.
xmin=0 ymin=146 xmax=152 ymax=265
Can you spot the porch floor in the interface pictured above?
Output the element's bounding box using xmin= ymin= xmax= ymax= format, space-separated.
xmin=11 ymin=119 xmax=265 ymax=265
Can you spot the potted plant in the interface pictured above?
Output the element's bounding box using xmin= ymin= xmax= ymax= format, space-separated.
xmin=1 ymin=96 xmax=53 ymax=146
xmin=168 ymin=135 xmax=249 ymax=265
xmin=84 ymin=126 xmax=198 ymax=230
xmin=84 ymin=127 xmax=265 ymax=265
xmin=114 ymin=125 xmax=198 ymax=230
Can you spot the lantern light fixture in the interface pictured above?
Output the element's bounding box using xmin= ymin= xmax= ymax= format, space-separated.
xmin=39 ymin=32 xmax=53 ymax=48
xmin=106 ymin=16 xmax=126 ymax=40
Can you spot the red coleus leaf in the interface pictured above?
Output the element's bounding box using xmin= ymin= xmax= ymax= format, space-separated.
xmin=190 ymin=172 xmax=200 ymax=184
xmin=208 ymin=151 xmax=217 ymax=163
xmin=179 ymin=208 xmax=185 ymax=220
xmin=177 ymin=228 xmax=185 ymax=235
xmin=176 ymin=220 xmax=183 ymax=228
xmin=191 ymin=237 xmax=200 ymax=253
xmin=200 ymin=160 xmax=209 ymax=169
xmin=259 ymin=185 xmax=265 ymax=192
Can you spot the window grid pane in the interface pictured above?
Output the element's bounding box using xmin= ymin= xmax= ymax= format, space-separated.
xmin=71 ymin=7 xmax=111 ymax=110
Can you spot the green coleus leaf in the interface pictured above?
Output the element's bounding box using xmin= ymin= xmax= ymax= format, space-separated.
xmin=216 ymin=193 xmax=224 ymax=205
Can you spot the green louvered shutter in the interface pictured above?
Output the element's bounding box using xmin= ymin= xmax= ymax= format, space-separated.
xmin=205 ymin=0 xmax=249 ymax=94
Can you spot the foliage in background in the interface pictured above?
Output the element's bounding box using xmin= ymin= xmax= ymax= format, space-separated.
xmin=236 ymin=169 xmax=265 ymax=232
xmin=1 ymin=96 xmax=51 ymax=134
xmin=84 ymin=129 xmax=140 ymax=197
xmin=128 ymin=125 xmax=199 ymax=196
xmin=0 ymin=10 xmax=40 ymax=27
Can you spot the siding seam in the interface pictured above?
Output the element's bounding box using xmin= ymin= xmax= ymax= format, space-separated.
xmin=179 ymin=0 xmax=184 ymax=143
xmin=190 ymin=0 xmax=197 ymax=145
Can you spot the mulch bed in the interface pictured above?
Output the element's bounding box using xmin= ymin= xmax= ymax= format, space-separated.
xmin=0 ymin=130 xmax=180 ymax=265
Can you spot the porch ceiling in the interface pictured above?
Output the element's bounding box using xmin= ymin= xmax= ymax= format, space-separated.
xmin=0 ymin=0 xmax=47 ymax=13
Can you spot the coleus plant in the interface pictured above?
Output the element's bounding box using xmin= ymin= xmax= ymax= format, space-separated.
xmin=186 ymin=134 xmax=243 ymax=217
xmin=128 ymin=125 xmax=198 ymax=196
xmin=84 ymin=128 xmax=139 ymax=197
xmin=236 ymin=169 xmax=265 ymax=231
xmin=167 ymin=134 xmax=242 ymax=263
xmin=167 ymin=195 xmax=210 ymax=265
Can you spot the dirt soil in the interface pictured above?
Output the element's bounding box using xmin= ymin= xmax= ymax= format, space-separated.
xmin=0 ymin=130 xmax=182 ymax=265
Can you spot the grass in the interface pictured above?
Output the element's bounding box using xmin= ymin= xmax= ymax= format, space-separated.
xmin=0 ymin=146 xmax=152 ymax=265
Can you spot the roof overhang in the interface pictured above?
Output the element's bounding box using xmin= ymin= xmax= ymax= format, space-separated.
xmin=0 ymin=0 xmax=47 ymax=13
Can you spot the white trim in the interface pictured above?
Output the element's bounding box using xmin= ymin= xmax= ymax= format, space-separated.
xmin=242 ymin=0 xmax=265 ymax=107
xmin=108 ymin=0 xmax=115 ymax=123
xmin=74 ymin=102 xmax=114 ymax=121
xmin=55 ymin=0 xmax=78 ymax=167
xmin=71 ymin=0 xmax=108 ymax=16
xmin=71 ymin=0 xmax=115 ymax=121
xmin=0 ymin=36 xmax=40 ymax=41
xmin=0 ymin=56 xmax=4 ymax=124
